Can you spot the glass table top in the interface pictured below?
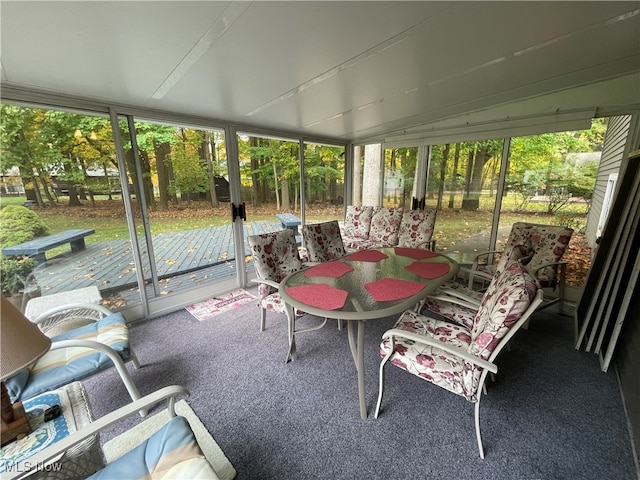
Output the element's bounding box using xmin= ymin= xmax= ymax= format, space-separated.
xmin=279 ymin=247 xmax=459 ymax=320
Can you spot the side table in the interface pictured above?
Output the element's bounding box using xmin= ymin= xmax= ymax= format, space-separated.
xmin=0 ymin=382 xmax=104 ymax=480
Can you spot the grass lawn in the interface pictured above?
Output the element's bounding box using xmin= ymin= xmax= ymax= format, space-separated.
xmin=2 ymin=195 xmax=584 ymax=249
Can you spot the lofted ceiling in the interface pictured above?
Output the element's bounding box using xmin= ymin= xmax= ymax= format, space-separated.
xmin=1 ymin=1 xmax=639 ymax=144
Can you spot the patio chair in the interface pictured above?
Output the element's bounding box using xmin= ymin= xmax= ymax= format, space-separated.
xmin=466 ymin=222 xmax=573 ymax=310
xmin=422 ymin=246 xmax=526 ymax=327
xmin=5 ymin=302 xmax=144 ymax=414
xmin=301 ymin=220 xmax=346 ymax=263
xmin=16 ymin=385 xmax=224 ymax=480
xmin=342 ymin=205 xmax=374 ymax=251
xmin=397 ymin=208 xmax=437 ymax=250
xmin=374 ymin=260 xmax=543 ymax=458
xmin=247 ymin=229 xmax=307 ymax=332
xmin=248 ymin=229 xmax=334 ymax=354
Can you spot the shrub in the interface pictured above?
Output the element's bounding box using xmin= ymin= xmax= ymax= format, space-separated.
xmin=0 ymin=255 xmax=36 ymax=296
xmin=0 ymin=205 xmax=50 ymax=247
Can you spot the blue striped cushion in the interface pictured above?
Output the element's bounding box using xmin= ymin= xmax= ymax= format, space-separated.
xmin=88 ymin=416 xmax=219 ymax=479
xmin=7 ymin=313 xmax=131 ymax=402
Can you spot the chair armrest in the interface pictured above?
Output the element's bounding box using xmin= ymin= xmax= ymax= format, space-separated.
xmin=31 ymin=302 xmax=113 ymax=326
xmin=529 ymin=260 xmax=567 ymax=275
xmin=470 ymin=249 xmax=504 ymax=269
xmin=382 ymin=328 xmax=497 ymax=373
xmin=429 ymin=291 xmax=481 ymax=310
xmin=464 ymin=266 xmax=494 ymax=289
xmin=250 ymin=278 xmax=280 ymax=289
xmin=414 ymin=240 xmax=436 ymax=251
xmin=12 ymin=385 xmax=190 ymax=480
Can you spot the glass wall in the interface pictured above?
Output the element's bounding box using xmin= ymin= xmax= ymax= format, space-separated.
xmin=383 ymin=147 xmax=417 ymax=209
xmin=303 ymin=142 xmax=345 ymax=225
xmin=125 ymin=117 xmax=235 ymax=309
xmin=424 ymin=139 xmax=506 ymax=258
xmin=0 ymin=104 xmax=139 ymax=310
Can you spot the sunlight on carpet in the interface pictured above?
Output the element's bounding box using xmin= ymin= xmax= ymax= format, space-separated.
xmin=102 ymin=400 xmax=236 ymax=480
xmin=186 ymin=289 xmax=256 ymax=321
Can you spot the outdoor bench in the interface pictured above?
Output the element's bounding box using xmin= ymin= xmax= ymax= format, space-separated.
xmin=2 ymin=228 xmax=95 ymax=264
xmin=276 ymin=213 xmax=302 ymax=235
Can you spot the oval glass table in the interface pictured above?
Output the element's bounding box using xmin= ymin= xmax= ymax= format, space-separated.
xmin=278 ymin=247 xmax=458 ymax=418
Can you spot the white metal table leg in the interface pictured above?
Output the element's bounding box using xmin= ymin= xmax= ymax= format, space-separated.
xmin=347 ymin=319 xmax=367 ymax=419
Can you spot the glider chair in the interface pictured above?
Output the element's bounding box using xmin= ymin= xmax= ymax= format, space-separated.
xmin=397 ymin=208 xmax=437 ymax=250
xmin=374 ymin=260 xmax=543 ymax=458
xmin=466 ymin=222 xmax=573 ymax=311
xmin=5 ymin=302 xmax=144 ymax=414
xmin=301 ymin=220 xmax=347 ymax=263
xmin=17 ymin=386 xmax=223 ymax=480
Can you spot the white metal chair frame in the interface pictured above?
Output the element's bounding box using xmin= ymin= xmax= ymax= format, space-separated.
xmin=26 ymin=302 xmax=144 ymax=415
xmin=375 ymin=290 xmax=543 ymax=459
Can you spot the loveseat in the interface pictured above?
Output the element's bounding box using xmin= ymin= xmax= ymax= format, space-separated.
xmin=342 ymin=206 xmax=437 ymax=252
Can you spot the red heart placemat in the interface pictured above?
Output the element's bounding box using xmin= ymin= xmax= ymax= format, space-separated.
xmin=394 ymin=247 xmax=440 ymax=259
xmin=365 ymin=278 xmax=425 ymax=302
xmin=305 ymin=261 xmax=353 ymax=278
xmin=346 ymin=250 xmax=389 ymax=262
xmin=405 ymin=261 xmax=451 ymax=279
xmin=286 ymin=284 xmax=349 ymax=310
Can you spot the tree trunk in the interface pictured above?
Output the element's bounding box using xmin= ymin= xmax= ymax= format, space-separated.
xmin=250 ymin=137 xmax=260 ymax=206
xmin=64 ymin=161 xmax=82 ymax=207
xmin=273 ymin=161 xmax=280 ymax=210
xmin=204 ymin=132 xmax=219 ymax=208
xmin=353 ymin=146 xmax=362 ymax=206
xmin=154 ymin=141 xmax=171 ymax=211
xmin=437 ymin=144 xmax=450 ymax=211
xmin=281 ymin=168 xmax=290 ymax=211
xmin=139 ymin=150 xmax=156 ymax=210
xmin=448 ymin=143 xmax=461 ymax=209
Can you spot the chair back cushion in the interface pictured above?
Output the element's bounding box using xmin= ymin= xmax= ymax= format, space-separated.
xmin=7 ymin=312 xmax=131 ymax=401
xmin=469 ymin=260 xmax=538 ymax=361
xmin=88 ymin=416 xmax=220 ymax=479
xmin=344 ymin=206 xmax=373 ymax=240
xmin=301 ymin=220 xmax=346 ymax=262
xmin=368 ymin=207 xmax=403 ymax=246
xmin=508 ymin=222 xmax=573 ymax=283
xmin=397 ymin=209 xmax=437 ymax=248
xmin=248 ymin=229 xmax=303 ymax=296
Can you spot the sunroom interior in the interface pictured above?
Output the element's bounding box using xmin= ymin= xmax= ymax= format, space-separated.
xmin=1 ymin=1 xmax=639 ymax=478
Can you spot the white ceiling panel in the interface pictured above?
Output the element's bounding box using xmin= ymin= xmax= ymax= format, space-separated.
xmin=1 ymin=1 xmax=638 ymax=142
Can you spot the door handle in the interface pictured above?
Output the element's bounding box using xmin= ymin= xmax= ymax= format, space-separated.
xmin=231 ymin=202 xmax=246 ymax=222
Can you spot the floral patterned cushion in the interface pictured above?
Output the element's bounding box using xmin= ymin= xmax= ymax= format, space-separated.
xmin=423 ymin=284 xmax=481 ymax=329
xmin=380 ymin=259 xmax=538 ymax=401
xmin=427 ymin=248 xmax=525 ymax=328
xmin=344 ymin=206 xmax=373 ymax=240
xmin=248 ymin=229 xmax=303 ymax=297
xmin=301 ymin=220 xmax=346 ymax=262
xmin=397 ymin=209 xmax=437 ymax=249
xmin=380 ymin=310 xmax=474 ymax=399
xmin=468 ymin=261 xmax=539 ymax=362
xmin=257 ymin=291 xmax=303 ymax=316
xmin=478 ymin=223 xmax=572 ymax=287
xmin=368 ymin=207 xmax=403 ymax=247
xmin=521 ymin=224 xmax=573 ymax=285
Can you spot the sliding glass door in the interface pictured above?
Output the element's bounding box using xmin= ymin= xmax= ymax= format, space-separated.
xmin=116 ymin=116 xmax=237 ymax=315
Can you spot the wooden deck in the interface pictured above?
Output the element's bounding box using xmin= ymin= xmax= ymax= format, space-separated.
xmin=32 ymin=220 xmax=285 ymax=298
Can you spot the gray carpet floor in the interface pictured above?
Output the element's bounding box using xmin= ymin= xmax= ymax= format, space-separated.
xmin=83 ymin=288 xmax=637 ymax=479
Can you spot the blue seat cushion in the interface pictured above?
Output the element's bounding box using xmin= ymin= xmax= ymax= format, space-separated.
xmin=7 ymin=312 xmax=131 ymax=402
xmin=88 ymin=416 xmax=219 ymax=479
